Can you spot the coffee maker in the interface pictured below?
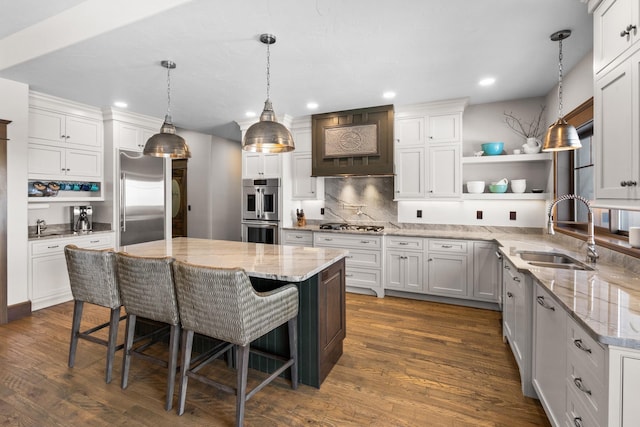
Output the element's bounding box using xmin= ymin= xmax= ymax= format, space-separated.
xmin=71 ymin=205 xmax=93 ymax=233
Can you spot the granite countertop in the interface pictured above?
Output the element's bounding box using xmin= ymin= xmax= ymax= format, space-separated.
xmin=120 ymin=237 xmax=348 ymax=283
xmin=28 ymin=229 xmax=115 ymax=241
xmin=289 ymin=225 xmax=640 ymax=349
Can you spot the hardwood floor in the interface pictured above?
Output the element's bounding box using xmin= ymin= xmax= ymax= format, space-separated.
xmin=0 ymin=294 xmax=550 ymax=426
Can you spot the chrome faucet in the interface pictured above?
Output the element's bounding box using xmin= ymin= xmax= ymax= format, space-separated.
xmin=547 ymin=194 xmax=598 ymax=264
xmin=36 ymin=219 xmax=47 ymax=236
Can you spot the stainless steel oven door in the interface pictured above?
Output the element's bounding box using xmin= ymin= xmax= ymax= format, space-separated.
xmin=242 ymin=179 xmax=280 ymax=221
xmin=242 ymin=221 xmax=279 ymax=244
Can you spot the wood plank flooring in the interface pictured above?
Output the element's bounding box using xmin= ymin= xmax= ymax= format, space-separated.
xmin=0 ymin=294 xmax=550 ymax=426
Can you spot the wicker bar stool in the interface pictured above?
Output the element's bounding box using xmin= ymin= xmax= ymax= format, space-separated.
xmin=115 ymin=252 xmax=180 ymax=411
xmin=172 ymin=261 xmax=299 ymax=426
xmin=64 ymin=244 xmax=125 ymax=384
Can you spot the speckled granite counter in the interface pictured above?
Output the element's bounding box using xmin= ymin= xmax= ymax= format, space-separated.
xmin=121 ymin=237 xmax=348 ymax=283
xmin=286 ymin=225 xmax=640 ymax=349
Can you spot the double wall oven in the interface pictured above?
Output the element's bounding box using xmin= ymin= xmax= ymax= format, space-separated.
xmin=241 ymin=178 xmax=280 ymax=244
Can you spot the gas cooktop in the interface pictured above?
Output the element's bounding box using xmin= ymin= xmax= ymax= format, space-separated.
xmin=319 ymin=223 xmax=384 ymax=232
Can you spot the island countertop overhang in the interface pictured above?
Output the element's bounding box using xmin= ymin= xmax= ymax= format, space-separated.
xmin=120 ymin=237 xmax=349 ymax=282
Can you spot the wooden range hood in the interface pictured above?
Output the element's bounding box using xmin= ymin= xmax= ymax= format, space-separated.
xmin=311 ymin=105 xmax=394 ymax=177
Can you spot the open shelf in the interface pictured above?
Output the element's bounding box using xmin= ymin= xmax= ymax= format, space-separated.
xmin=462 ymin=152 xmax=552 ymax=164
xmin=462 ymin=192 xmax=549 ymax=200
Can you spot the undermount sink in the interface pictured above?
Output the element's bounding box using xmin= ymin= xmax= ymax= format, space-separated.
xmin=515 ymin=250 xmax=594 ymax=271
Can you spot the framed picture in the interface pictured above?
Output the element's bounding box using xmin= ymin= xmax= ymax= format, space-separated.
xmin=322 ymin=123 xmax=379 ymax=159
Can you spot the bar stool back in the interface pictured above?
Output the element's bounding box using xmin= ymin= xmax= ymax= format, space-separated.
xmin=115 ymin=252 xmax=180 ymax=411
xmin=172 ymin=261 xmax=299 ymax=426
xmin=64 ymin=244 xmax=124 ymax=384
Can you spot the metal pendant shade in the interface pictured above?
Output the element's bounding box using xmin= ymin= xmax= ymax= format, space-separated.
xmin=242 ymin=34 xmax=295 ymax=153
xmin=542 ymin=30 xmax=581 ymax=152
xmin=143 ymin=60 xmax=191 ymax=159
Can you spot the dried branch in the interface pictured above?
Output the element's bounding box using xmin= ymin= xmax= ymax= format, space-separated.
xmin=503 ymin=105 xmax=546 ymax=139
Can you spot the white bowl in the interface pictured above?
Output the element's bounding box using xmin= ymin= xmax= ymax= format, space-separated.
xmin=511 ymin=179 xmax=526 ymax=193
xmin=466 ymin=181 xmax=485 ymax=194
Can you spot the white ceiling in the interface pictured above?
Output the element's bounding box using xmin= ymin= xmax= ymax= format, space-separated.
xmin=0 ymin=0 xmax=593 ymax=140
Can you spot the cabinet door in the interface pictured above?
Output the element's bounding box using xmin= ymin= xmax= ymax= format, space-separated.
xmin=426 ymin=252 xmax=468 ymax=297
xmin=532 ymin=285 xmax=567 ymax=427
xmin=65 ymin=149 xmax=102 ymax=178
xmin=28 ymin=144 xmax=66 ymax=179
xmin=622 ymin=356 xmax=640 ymax=426
xmin=118 ymin=122 xmax=145 ymax=151
xmin=472 ymin=242 xmax=499 ymax=302
xmin=427 ymin=144 xmax=461 ymax=198
xmin=595 ymin=57 xmax=639 ymax=199
xmin=394 ymin=146 xmax=425 ymax=199
xmin=594 ymin=0 xmax=638 ymax=74
xmin=262 ymin=153 xmax=282 ymax=177
xmin=31 ymin=253 xmax=70 ymax=310
xmin=503 ymin=270 xmax=515 ymax=341
xmin=292 ymin=152 xmax=318 ymax=199
xmin=242 ymin=152 xmax=262 ymax=178
xmin=512 ymin=273 xmax=528 ymax=366
xmin=65 ymin=115 xmax=101 ymax=148
xmin=385 ymin=250 xmax=404 ymax=290
xmin=405 ymin=251 xmax=424 ymax=292
xmin=427 ymin=113 xmax=460 ymax=143
xmin=29 ymin=110 xmax=65 ymax=145
xmin=395 ymin=116 xmax=425 ymax=147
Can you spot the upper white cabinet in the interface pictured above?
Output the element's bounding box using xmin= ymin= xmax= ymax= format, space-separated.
xmin=394 ymin=98 xmax=467 ymax=200
xmin=29 ymin=109 xmax=101 ymax=149
xmin=242 ymin=151 xmax=282 ymax=179
xmin=116 ymin=121 xmax=156 ymax=152
xmin=290 ymin=126 xmax=323 ymax=200
xmin=593 ymin=0 xmax=640 ymax=206
xmin=594 ymin=0 xmax=640 ymax=74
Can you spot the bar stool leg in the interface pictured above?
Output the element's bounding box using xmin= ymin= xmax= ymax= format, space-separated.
xmin=288 ymin=318 xmax=298 ymax=389
xmin=121 ymin=313 xmax=137 ymax=389
xmin=236 ymin=344 xmax=250 ymax=427
xmin=68 ymin=300 xmax=84 ymax=368
xmin=165 ymin=324 xmax=180 ymax=411
xmin=105 ymin=307 xmax=121 ymax=384
xmin=177 ymin=330 xmax=195 ymax=416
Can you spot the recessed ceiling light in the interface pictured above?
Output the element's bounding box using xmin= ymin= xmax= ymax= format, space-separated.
xmin=245 ymin=111 xmax=257 ymax=118
xmin=306 ymin=102 xmax=318 ymax=110
xmin=479 ymin=77 xmax=496 ymax=86
xmin=382 ymin=91 xmax=396 ymax=99
xmin=113 ymin=101 xmax=128 ymax=108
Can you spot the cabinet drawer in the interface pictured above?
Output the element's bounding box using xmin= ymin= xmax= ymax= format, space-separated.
xmin=31 ymin=233 xmax=114 ymax=256
xmin=428 ymin=239 xmax=467 ymax=253
xmin=75 ymin=234 xmax=114 ymax=249
xmin=567 ymin=358 xmax=606 ymax=425
xmin=386 ymin=236 xmax=424 ymax=250
xmin=282 ymin=230 xmax=313 ymax=246
xmin=314 ymin=233 xmax=382 ymax=249
xmin=567 ymin=316 xmax=606 ymax=380
xmin=565 ymin=383 xmax=602 ymax=427
xmin=31 ymin=239 xmax=68 ymax=256
xmin=345 ymin=249 xmax=382 ymax=268
xmin=346 ymin=267 xmax=381 ymax=289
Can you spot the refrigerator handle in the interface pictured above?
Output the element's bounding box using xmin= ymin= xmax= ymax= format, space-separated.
xmin=120 ymin=172 xmax=126 ymax=232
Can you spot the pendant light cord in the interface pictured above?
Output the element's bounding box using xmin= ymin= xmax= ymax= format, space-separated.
xmin=557 ymin=38 xmax=563 ymax=118
xmin=166 ymin=64 xmax=172 ymax=118
xmin=266 ymin=40 xmax=271 ymax=101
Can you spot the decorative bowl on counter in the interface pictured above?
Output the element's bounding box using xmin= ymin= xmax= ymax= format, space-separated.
xmin=489 ymin=183 xmax=508 ymax=193
xmin=466 ymin=181 xmax=485 ymax=194
xmin=481 ymin=142 xmax=504 ymax=156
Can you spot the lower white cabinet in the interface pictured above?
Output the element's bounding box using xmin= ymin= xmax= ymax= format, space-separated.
xmin=314 ymin=232 xmax=383 ymax=297
xmin=29 ymin=232 xmax=115 ymax=311
xmin=425 ymin=239 xmax=470 ymax=297
xmin=472 ymin=242 xmax=500 ymax=303
xmin=532 ymin=284 xmax=567 ymax=427
xmin=281 ymin=229 xmax=313 ymax=246
xmin=385 ymin=236 xmax=424 ymax=293
xmin=609 ymin=347 xmax=640 ymax=427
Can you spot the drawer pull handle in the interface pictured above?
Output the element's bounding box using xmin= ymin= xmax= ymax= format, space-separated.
xmin=495 ymin=251 xmax=502 ymax=260
xmin=360 ymin=240 xmax=370 ymax=244
xmin=536 ymin=296 xmax=555 ymax=311
xmin=441 ymin=244 xmax=453 ymax=248
xmin=399 ymin=242 xmax=409 ymax=245
xmin=295 ymin=235 xmax=303 ymax=239
xmin=345 ymin=274 xmax=353 ymax=277
xmin=324 ymin=238 xmax=333 ymax=241
xmin=47 ymin=245 xmax=60 ymax=249
xmin=89 ymin=240 xmax=99 ymax=244
xmin=504 ymin=265 xmax=511 ymax=270
xmin=346 ymin=255 xmax=354 ymax=259
xmin=573 ymin=377 xmax=591 ymax=395
xmin=507 ymin=292 xmax=513 ymax=298
xmin=573 ymin=417 xmax=583 ymax=427
xmin=573 ymin=339 xmax=592 ymax=354
xmin=513 ymin=276 xmax=521 ymax=282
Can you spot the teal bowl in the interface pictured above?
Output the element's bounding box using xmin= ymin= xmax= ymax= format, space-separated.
xmin=481 ymin=142 xmax=504 ymax=156
xmin=489 ymin=184 xmax=508 ymax=193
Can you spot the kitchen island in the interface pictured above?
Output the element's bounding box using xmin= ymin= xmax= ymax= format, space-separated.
xmin=120 ymin=237 xmax=348 ymax=388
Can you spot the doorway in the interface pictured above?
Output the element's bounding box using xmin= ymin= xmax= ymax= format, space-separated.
xmin=172 ymin=159 xmax=188 ymax=237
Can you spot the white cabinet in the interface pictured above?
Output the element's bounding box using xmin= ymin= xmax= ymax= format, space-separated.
xmin=29 ymin=233 xmax=115 ymax=311
xmin=532 ymin=284 xmax=567 ymax=427
xmin=609 ymin=347 xmax=640 ymax=427
xmin=426 ymin=239 xmax=469 ymax=297
xmin=501 ymin=255 xmax=536 ymax=398
xmin=394 ymin=146 xmax=425 ymax=199
xmin=242 ymin=151 xmax=282 ymax=179
xmin=594 ymin=0 xmax=640 ymax=74
xmin=427 ymin=113 xmax=461 ymax=143
xmin=427 ymin=144 xmax=461 ymax=198
xmin=116 ymin=121 xmax=156 ymax=152
xmin=394 ymin=116 xmax=426 ymax=147
xmin=291 ymin=152 xmax=324 ymax=200
xmin=385 ymin=236 xmax=424 ymax=293
xmin=594 ymin=52 xmax=640 ymax=200
xmin=28 ymin=144 xmax=102 ymax=180
xmin=29 ymin=108 xmax=101 ymax=149
xmin=314 ymin=232 xmax=383 ymax=297
xmin=472 ymin=242 xmax=500 ymax=302
xmin=282 ymin=229 xmax=313 ymax=246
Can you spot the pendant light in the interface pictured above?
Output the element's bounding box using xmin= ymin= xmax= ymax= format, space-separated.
xmin=143 ymin=60 xmax=191 ymax=158
xmin=243 ymin=34 xmax=295 ymax=153
xmin=542 ymin=30 xmax=581 ymax=152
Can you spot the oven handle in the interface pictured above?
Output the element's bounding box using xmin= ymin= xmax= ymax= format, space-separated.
xmin=256 ymin=188 xmax=263 ymax=219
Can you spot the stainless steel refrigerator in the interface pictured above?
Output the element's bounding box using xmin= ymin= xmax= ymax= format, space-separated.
xmin=119 ymin=150 xmax=165 ymax=246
